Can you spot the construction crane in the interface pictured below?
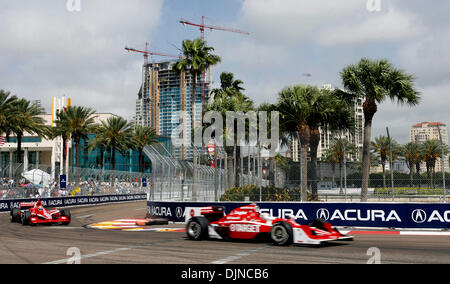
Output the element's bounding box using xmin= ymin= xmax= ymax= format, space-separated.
xmin=125 ymin=42 xmax=181 ymax=63
xmin=179 ymin=16 xmax=250 ymax=40
xmin=125 ymin=43 xmax=181 ymax=130
xmin=179 ymin=16 xmax=250 ymax=103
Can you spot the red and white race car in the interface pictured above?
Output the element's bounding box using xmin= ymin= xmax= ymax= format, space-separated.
xmin=10 ymin=200 xmax=71 ymax=226
xmin=185 ymin=204 xmax=353 ymax=246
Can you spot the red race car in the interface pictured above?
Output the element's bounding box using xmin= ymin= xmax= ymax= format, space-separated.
xmin=10 ymin=200 xmax=71 ymax=226
xmin=185 ymin=204 xmax=353 ymax=246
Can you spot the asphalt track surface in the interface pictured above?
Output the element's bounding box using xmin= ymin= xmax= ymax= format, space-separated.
xmin=1 ymin=201 xmax=449 ymax=264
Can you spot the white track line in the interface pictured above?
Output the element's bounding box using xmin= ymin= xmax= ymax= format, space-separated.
xmin=76 ymin=214 xmax=95 ymax=219
xmin=400 ymin=231 xmax=450 ymax=236
xmin=42 ymin=239 xmax=177 ymax=264
xmin=210 ymin=245 xmax=271 ymax=264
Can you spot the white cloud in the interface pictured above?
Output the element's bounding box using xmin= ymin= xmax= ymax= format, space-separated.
xmin=399 ymin=27 xmax=450 ymax=86
xmin=316 ymin=8 xmax=425 ymax=46
xmin=239 ymin=0 xmax=363 ymax=44
xmin=238 ymin=0 xmax=423 ymax=47
xmin=0 ymin=0 xmax=164 ymax=119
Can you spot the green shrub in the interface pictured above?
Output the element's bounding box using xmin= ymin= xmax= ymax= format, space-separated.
xmin=220 ymin=185 xmax=315 ymax=202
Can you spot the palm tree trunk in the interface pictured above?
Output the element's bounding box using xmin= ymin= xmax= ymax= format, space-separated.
xmin=409 ymin=162 xmax=414 ymax=188
xmin=227 ymin=153 xmax=233 ymax=189
xmin=15 ymin=134 xmax=23 ymax=184
xmin=111 ymin=143 xmax=116 ymax=192
xmin=309 ymin=129 xmax=320 ymax=200
xmin=416 ymin=162 xmax=422 ymax=189
xmin=431 ymin=164 xmax=435 ymax=189
xmin=301 ymin=143 xmax=308 ymax=201
xmin=75 ymin=137 xmax=80 ymax=186
xmin=382 ymin=162 xmax=387 ymax=189
xmin=297 ymin=127 xmax=310 ymax=202
xmin=331 ymin=163 xmax=336 ymax=190
xmin=339 ymin=160 xmax=343 ymax=195
xmin=191 ymin=71 xmax=198 ymax=201
xmin=100 ymin=145 xmax=105 ymax=182
xmin=361 ymin=99 xmax=377 ymax=202
xmin=138 ymin=149 xmax=143 ymax=173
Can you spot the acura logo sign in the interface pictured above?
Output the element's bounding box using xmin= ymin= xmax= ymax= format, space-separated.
xmin=411 ymin=209 xmax=427 ymax=224
xmin=175 ymin=207 xmax=184 ymax=218
xmin=316 ymin=208 xmax=330 ymax=221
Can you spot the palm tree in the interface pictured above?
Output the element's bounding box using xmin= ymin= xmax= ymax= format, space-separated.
xmin=401 ymin=142 xmax=423 ymax=188
xmin=87 ymin=124 xmax=109 ymax=174
xmin=133 ymin=125 xmax=158 ymax=174
xmin=54 ymin=106 xmax=97 ymax=183
xmin=338 ymin=58 xmax=420 ymax=201
xmin=422 ymin=139 xmax=445 ymax=188
xmin=371 ymin=135 xmax=400 ymax=189
xmin=327 ymin=138 xmax=357 ymax=194
xmin=51 ymin=109 xmax=72 ymax=176
xmin=322 ymin=149 xmax=338 ymax=189
xmin=206 ymin=73 xmax=254 ymax=188
xmin=273 ymin=153 xmax=288 ymax=187
xmin=309 ymin=88 xmax=354 ymax=199
xmin=99 ymin=116 xmax=134 ymax=173
xmin=276 ymin=84 xmax=354 ymax=200
xmin=211 ymin=72 xmax=245 ymax=99
xmin=7 ymin=99 xmax=48 ymax=167
xmin=172 ymin=38 xmax=221 ymax=201
xmin=276 ymin=85 xmax=318 ymax=200
xmin=0 ymin=90 xmax=18 ymax=135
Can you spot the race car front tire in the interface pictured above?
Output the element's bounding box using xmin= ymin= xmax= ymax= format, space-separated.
xmin=186 ymin=217 xmax=210 ymax=240
xmin=270 ymin=221 xmax=293 ymax=246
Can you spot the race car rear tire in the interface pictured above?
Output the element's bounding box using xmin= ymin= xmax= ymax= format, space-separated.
xmin=186 ymin=217 xmax=210 ymax=240
xmin=10 ymin=209 xmax=20 ymax=223
xmin=21 ymin=211 xmax=31 ymax=226
xmin=271 ymin=221 xmax=293 ymax=246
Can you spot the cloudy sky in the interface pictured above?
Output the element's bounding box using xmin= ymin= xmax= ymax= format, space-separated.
xmin=0 ymin=0 xmax=449 ymax=143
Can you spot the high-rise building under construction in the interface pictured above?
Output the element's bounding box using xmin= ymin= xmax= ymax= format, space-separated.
xmin=134 ymin=60 xmax=211 ymax=160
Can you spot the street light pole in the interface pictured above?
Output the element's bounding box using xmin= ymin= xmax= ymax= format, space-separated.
xmin=437 ymin=125 xmax=446 ymax=202
xmin=386 ymin=127 xmax=395 ymax=202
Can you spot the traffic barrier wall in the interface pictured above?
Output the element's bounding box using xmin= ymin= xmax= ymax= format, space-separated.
xmin=0 ymin=194 xmax=147 ymax=212
xmin=147 ymin=201 xmax=450 ymax=229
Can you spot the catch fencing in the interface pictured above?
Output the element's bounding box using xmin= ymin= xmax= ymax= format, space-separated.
xmin=1 ymin=144 xmax=448 ymax=203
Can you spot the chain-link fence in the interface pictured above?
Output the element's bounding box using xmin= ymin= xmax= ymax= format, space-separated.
xmin=218 ymin=159 xmax=449 ymax=203
xmin=0 ymin=161 xmax=147 ymax=200
xmin=144 ymin=144 xmax=269 ymax=202
xmin=2 ymin=142 xmax=447 ymax=202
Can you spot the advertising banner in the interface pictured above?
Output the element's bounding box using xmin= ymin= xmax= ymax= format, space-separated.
xmin=147 ymin=201 xmax=450 ymax=229
xmin=0 ymin=194 xmax=147 ymax=212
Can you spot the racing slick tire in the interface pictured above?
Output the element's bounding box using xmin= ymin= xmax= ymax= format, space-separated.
xmin=10 ymin=209 xmax=20 ymax=223
xmin=186 ymin=217 xmax=210 ymax=240
xmin=270 ymin=221 xmax=293 ymax=246
xmin=60 ymin=209 xmax=71 ymax=220
xmin=59 ymin=209 xmax=71 ymax=225
xmin=21 ymin=210 xmax=31 ymax=226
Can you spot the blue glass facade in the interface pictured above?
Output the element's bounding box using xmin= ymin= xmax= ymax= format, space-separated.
xmin=71 ymin=135 xmax=172 ymax=173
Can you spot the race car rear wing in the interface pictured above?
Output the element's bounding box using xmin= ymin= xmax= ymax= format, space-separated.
xmin=19 ymin=202 xmax=36 ymax=209
xmin=185 ymin=206 xmax=225 ymax=223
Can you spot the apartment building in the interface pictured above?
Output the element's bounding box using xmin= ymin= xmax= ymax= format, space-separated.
xmin=134 ymin=60 xmax=211 ymax=160
xmin=410 ymin=121 xmax=449 ymax=173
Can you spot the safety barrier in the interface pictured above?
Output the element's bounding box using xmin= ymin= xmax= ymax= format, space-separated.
xmin=0 ymin=194 xmax=147 ymax=212
xmin=147 ymin=200 xmax=450 ymax=229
